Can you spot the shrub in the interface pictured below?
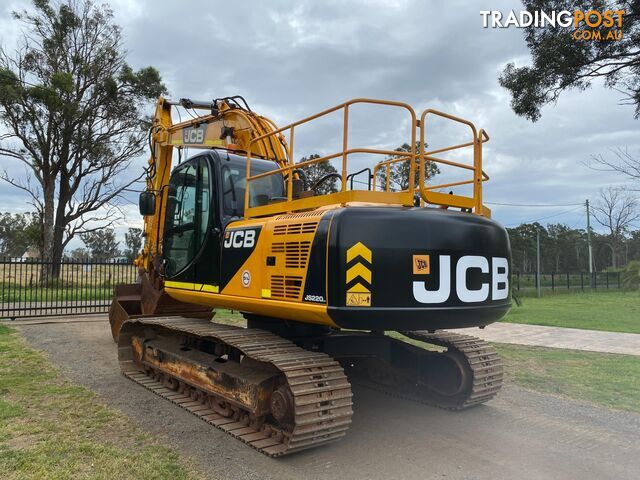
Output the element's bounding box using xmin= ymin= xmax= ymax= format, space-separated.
xmin=621 ymin=261 xmax=640 ymax=291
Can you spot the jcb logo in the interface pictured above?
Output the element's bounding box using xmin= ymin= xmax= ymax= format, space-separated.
xmin=413 ymin=255 xmax=430 ymax=274
xmin=223 ymin=229 xmax=256 ymax=249
xmin=413 ymin=255 xmax=509 ymax=304
xmin=183 ymin=125 xmax=206 ymax=144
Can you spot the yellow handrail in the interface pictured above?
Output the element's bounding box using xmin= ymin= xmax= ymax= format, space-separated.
xmin=243 ymin=99 xmax=491 ymax=218
xmin=245 ymin=98 xmax=417 ymax=214
xmin=418 ymin=109 xmax=490 ymax=214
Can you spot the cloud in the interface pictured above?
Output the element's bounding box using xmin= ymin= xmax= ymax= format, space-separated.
xmin=0 ymin=0 xmax=638 ymax=247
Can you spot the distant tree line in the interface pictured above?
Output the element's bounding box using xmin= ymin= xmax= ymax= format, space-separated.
xmin=69 ymin=227 xmax=142 ymax=262
xmin=0 ymin=212 xmax=42 ymax=257
xmin=510 ymin=187 xmax=639 ymax=273
xmin=0 ymin=211 xmax=142 ymax=262
xmin=508 ymin=222 xmax=640 ymax=273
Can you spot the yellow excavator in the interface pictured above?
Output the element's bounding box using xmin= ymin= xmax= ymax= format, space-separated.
xmin=109 ymin=96 xmax=510 ymax=456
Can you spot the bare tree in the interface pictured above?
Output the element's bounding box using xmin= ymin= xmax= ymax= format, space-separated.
xmin=0 ymin=0 xmax=165 ymax=277
xmin=592 ymin=187 xmax=640 ymax=269
xmin=590 ymin=148 xmax=640 ymax=191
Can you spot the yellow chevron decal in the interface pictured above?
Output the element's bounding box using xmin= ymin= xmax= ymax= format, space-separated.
xmin=346 ymin=262 xmax=372 ymax=284
xmin=346 ymin=242 xmax=372 ymax=264
xmin=346 ymin=242 xmax=372 ymax=307
xmin=347 ymin=282 xmax=369 ymax=293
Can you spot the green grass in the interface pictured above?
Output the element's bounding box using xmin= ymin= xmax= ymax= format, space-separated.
xmin=504 ymin=291 xmax=640 ymax=334
xmin=0 ymin=285 xmax=113 ymax=303
xmin=0 ymin=324 xmax=195 ymax=480
xmin=212 ymin=309 xmax=245 ymax=326
xmin=495 ymin=343 xmax=640 ymax=414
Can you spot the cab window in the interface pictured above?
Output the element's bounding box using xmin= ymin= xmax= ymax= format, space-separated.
xmin=221 ymin=157 xmax=284 ymax=216
xmin=163 ymin=158 xmax=211 ymax=277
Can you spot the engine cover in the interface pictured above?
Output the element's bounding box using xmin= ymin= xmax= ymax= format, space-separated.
xmin=323 ymin=206 xmax=512 ymax=331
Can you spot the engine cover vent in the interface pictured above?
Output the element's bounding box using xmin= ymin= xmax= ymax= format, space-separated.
xmin=271 ymin=241 xmax=311 ymax=269
xmin=273 ymin=222 xmax=318 ymax=236
xmin=270 ymin=275 xmax=303 ymax=300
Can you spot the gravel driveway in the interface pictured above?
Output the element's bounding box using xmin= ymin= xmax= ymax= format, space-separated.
xmin=15 ymin=319 xmax=640 ymax=480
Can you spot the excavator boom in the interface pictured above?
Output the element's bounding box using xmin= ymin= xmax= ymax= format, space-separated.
xmin=139 ymin=96 xmax=288 ymax=272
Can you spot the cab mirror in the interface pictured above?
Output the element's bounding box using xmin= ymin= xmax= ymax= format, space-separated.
xmin=139 ymin=191 xmax=156 ymax=216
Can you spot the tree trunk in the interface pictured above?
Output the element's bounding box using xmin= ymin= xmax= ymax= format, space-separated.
xmin=40 ymin=179 xmax=56 ymax=282
xmin=50 ymin=182 xmax=71 ymax=279
xmin=51 ymin=218 xmax=65 ymax=278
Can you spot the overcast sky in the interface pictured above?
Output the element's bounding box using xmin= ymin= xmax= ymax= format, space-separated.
xmin=1 ymin=0 xmax=638 ymax=248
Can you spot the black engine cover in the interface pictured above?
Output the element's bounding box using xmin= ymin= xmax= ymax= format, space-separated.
xmin=324 ymin=206 xmax=511 ymax=331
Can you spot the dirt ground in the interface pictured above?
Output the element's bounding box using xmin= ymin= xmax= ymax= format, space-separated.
xmin=14 ymin=319 xmax=640 ymax=480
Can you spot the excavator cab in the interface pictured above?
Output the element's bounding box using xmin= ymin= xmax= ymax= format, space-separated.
xmin=161 ymin=151 xmax=284 ymax=285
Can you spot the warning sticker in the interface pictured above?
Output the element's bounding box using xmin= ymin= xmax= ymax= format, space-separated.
xmin=346 ymin=292 xmax=371 ymax=307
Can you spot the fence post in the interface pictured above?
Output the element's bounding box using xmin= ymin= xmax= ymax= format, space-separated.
xmin=606 ymin=271 xmax=609 ymax=289
xmin=618 ymin=271 xmax=621 ymax=289
xmin=551 ymin=272 xmax=555 ymax=291
xmin=1 ymin=258 xmax=5 ymax=317
xmin=517 ymin=272 xmax=520 ymax=291
xmin=566 ymin=272 xmax=570 ymax=290
xmin=581 ymin=272 xmax=584 ymax=291
xmin=594 ymin=272 xmax=597 ymax=290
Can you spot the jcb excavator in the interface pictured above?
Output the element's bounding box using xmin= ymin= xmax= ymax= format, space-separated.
xmin=109 ymin=96 xmax=510 ymax=456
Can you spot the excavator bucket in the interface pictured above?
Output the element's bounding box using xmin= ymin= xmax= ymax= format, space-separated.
xmin=109 ymin=283 xmax=144 ymax=341
xmin=109 ymin=276 xmax=213 ymax=341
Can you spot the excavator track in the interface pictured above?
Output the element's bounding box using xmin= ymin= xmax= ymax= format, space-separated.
xmin=118 ymin=316 xmax=353 ymax=457
xmin=347 ymin=330 xmax=503 ymax=410
xmin=400 ymin=330 xmax=504 ymax=409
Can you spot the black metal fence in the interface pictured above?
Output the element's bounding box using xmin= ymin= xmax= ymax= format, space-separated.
xmin=0 ymin=257 xmax=624 ymax=319
xmin=514 ymin=271 xmax=622 ymax=292
xmin=0 ymin=257 xmax=137 ymax=320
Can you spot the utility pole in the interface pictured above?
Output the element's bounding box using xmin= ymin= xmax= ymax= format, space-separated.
xmin=536 ymin=228 xmax=541 ymax=298
xmin=586 ymin=199 xmax=594 ymax=285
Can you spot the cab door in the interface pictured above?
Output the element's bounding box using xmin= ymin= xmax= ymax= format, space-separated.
xmin=163 ymin=154 xmax=221 ymax=288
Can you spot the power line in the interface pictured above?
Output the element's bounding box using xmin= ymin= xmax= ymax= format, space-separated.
xmin=504 ymin=205 xmax=584 ymax=227
xmin=568 ymin=211 xmax=586 ymax=229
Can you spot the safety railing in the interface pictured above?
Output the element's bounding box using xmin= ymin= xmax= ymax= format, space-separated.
xmin=419 ymin=109 xmax=490 ymax=215
xmin=372 ymin=110 xmax=490 ymax=216
xmin=244 ymin=98 xmax=491 ymax=218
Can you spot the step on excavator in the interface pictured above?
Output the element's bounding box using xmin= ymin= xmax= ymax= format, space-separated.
xmin=109 ymin=96 xmax=511 ymax=456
